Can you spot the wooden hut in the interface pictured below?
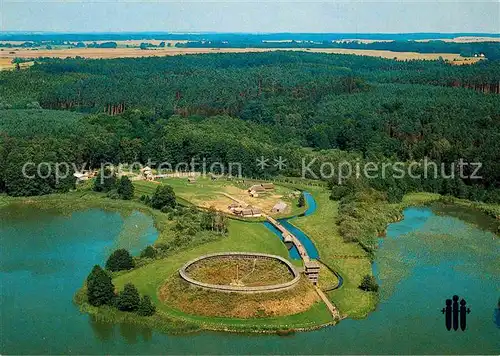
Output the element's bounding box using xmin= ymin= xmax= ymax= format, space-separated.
xmin=248 ymin=184 xmax=266 ymax=193
xmin=238 ymin=206 xmax=262 ymax=217
xmin=271 ymin=201 xmax=288 ymax=213
xmin=261 ymin=182 xmax=275 ymax=191
xmin=141 ymin=166 xmax=154 ymax=180
xmin=228 ymin=202 xmax=242 ymax=211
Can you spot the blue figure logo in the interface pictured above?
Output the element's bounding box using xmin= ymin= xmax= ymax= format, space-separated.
xmin=442 ymin=295 xmax=470 ymax=331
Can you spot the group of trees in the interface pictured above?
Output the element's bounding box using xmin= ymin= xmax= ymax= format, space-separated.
xmin=177 ymin=39 xmax=500 ymax=60
xmin=153 ymin=205 xmax=227 ymax=255
xmin=332 ymin=180 xmax=398 ymax=254
xmin=93 ymin=170 xmax=135 ymax=200
xmin=148 ymin=185 xmax=176 ymax=210
xmin=86 ymin=264 xmax=156 ymax=316
xmin=86 ymin=249 xmax=155 ymax=315
xmin=359 ymin=274 xmax=379 ymax=292
xmin=298 ymin=192 xmax=305 ymax=207
xmin=105 ymin=249 xmax=135 ymax=271
xmin=137 ymin=185 xmax=228 ymax=256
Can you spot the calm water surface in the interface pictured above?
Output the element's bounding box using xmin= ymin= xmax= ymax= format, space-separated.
xmin=1 ymin=203 xmax=498 ymax=354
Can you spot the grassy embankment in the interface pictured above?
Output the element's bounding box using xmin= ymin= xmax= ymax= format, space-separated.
xmin=290 ymin=187 xmax=376 ymax=318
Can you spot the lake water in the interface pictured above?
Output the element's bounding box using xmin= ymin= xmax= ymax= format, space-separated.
xmin=1 ymin=204 xmax=498 ymax=354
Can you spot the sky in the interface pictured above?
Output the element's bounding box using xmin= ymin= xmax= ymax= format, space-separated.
xmin=1 ymin=0 xmax=499 ymax=34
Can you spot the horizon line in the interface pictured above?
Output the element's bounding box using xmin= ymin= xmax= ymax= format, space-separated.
xmin=1 ymin=31 xmax=500 ymax=36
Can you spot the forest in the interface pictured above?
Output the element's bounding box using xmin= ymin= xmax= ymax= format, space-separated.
xmin=176 ymin=40 xmax=500 ymax=60
xmin=3 ymin=32 xmax=499 ymax=59
xmin=1 ymin=51 xmax=499 ymax=202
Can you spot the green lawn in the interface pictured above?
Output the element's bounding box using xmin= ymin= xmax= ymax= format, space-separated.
xmin=125 ymin=182 xmax=379 ymax=321
xmin=113 ymin=217 xmax=333 ymax=330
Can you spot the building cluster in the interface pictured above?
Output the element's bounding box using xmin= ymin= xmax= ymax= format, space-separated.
xmin=226 ymin=182 xmax=290 ymax=217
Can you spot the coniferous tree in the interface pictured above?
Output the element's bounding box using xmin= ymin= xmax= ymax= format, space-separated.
xmin=117 ymin=176 xmax=134 ymax=200
xmin=359 ymin=274 xmax=379 ymax=292
xmin=86 ymin=265 xmax=115 ymax=306
xmin=150 ymin=185 xmax=176 ymax=210
xmin=298 ymin=192 xmax=306 ymax=207
xmin=140 ymin=245 xmax=156 ymax=259
xmin=93 ymin=168 xmax=117 ymax=193
xmin=116 ymin=283 xmax=140 ymax=312
xmin=105 ymin=249 xmax=135 ymax=272
xmin=137 ymin=295 xmax=156 ymax=316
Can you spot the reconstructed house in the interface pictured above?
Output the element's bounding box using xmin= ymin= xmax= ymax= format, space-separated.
xmin=141 ymin=166 xmax=154 ymax=180
xmin=73 ymin=172 xmax=90 ymax=183
xmin=248 ymin=184 xmax=266 ymax=193
xmin=228 ymin=202 xmax=243 ymax=211
xmin=247 ymin=183 xmax=275 ymax=197
xmin=234 ymin=205 xmax=262 ymax=217
xmin=271 ymin=201 xmax=288 ymax=213
xmin=261 ymin=183 xmax=275 ymax=191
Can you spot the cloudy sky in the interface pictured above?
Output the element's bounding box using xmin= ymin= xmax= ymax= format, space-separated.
xmin=1 ymin=0 xmax=499 ymax=33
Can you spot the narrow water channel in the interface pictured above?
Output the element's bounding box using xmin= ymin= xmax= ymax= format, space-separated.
xmin=264 ymin=191 xmax=320 ymax=259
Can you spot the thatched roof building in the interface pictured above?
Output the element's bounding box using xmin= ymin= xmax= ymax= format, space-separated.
xmin=248 ymin=184 xmax=266 ymax=193
xmin=261 ymin=183 xmax=275 ymax=190
xmin=238 ymin=206 xmax=262 ymax=217
xmin=271 ymin=201 xmax=288 ymax=213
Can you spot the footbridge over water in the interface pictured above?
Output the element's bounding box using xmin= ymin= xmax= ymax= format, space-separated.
xmin=265 ymin=216 xmax=319 ymax=283
xmin=265 ymin=215 xmax=339 ymax=320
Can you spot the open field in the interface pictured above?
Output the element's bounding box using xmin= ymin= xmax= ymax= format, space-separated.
xmin=186 ymin=256 xmax=294 ymax=286
xmin=83 ymin=40 xmax=188 ymax=47
xmin=416 ymin=36 xmax=500 ymax=43
xmin=134 ymin=177 xmax=303 ymax=217
xmin=0 ymin=57 xmax=33 ymax=70
xmin=335 ymin=36 xmax=500 ymax=44
xmin=0 ymin=46 xmax=481 ymax=63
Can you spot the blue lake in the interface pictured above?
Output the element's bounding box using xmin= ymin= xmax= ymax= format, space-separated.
xmin=1 ymin=203 xmax=499 ymax=354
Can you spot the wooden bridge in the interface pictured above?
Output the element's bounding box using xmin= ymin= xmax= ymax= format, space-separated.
xmin=265 ymin=215 xmax=339 ymax=320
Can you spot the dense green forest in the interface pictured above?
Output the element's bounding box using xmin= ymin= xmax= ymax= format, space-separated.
xmin=1 ymin=51 xmax=499 ymax=202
